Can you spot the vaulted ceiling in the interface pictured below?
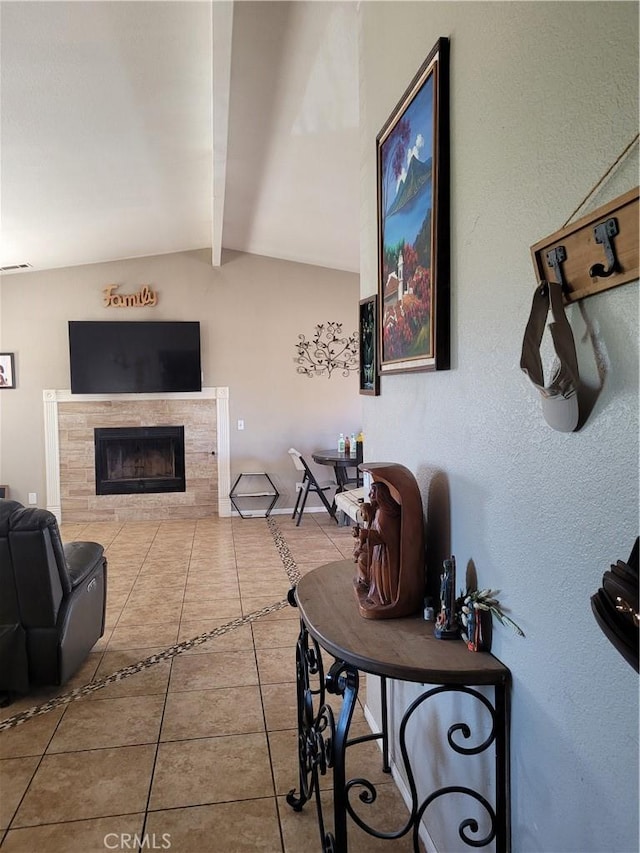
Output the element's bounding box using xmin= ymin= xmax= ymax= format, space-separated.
xmin=0 ymin=1 xmax=360 ymax=275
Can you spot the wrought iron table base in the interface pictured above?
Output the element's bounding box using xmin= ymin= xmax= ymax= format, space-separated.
xmin=286 ymin=616 xmax=510 ymax=853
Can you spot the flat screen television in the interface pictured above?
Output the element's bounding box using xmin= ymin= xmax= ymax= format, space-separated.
xmin=69 ymin=321 xmax=202 ymax=394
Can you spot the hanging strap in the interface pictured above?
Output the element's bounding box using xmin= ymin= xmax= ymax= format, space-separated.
xmin=520 ymin=280 xmax=580 ymax=432
xmin=520 ymin=280 xmax=579 ymax=399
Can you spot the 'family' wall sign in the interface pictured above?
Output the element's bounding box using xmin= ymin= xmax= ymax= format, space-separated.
xmin=103 ymin=284 xmax=158 ymax=307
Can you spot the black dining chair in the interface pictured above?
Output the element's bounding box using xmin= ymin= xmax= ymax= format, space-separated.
xmin=288 ymin=448 xmax=337 ymax=526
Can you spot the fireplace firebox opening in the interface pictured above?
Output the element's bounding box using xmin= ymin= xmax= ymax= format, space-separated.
xmin=94 ymin=426 xmax=185 ymax=495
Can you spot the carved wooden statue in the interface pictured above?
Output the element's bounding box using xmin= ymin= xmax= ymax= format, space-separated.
xmin=353 ymin=500 xmax=376 ymax=586
xmin=352 ymin=462 xmax=425 ymax=619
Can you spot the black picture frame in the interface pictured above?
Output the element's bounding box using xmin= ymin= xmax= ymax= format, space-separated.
xmin=0 ymin=353 xmax=16 ymax=389
xmin=376 ymin=36 xmax=450 ymax=374
xmin=359 ymin=296 xmax=380 ymax=395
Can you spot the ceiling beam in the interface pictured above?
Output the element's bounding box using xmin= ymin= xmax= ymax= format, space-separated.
xmin=212 ymin=1 xmax=234 ymax=267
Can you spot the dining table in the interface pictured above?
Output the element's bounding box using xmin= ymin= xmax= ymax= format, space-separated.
xmin=311 ymin=448 xmax=362 ymax=492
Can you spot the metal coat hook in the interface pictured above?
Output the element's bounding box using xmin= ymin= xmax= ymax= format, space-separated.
xmin=589 ymin=217 xmax=620 ymax=279
xmin=546 ymin=245 xmax=568 ymax=291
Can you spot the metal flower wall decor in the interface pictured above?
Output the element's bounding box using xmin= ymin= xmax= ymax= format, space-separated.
xmin=294 ymin=322 xmax=359 ymax=378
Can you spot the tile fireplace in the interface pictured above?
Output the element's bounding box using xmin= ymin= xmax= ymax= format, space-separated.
xmin=43 ymin=388 xmax=231 ymax=522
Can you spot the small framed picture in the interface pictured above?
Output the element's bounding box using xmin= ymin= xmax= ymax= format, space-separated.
xmin=359 ymin=296 xmax=380 ymax=395
xmin=0 ymin=353 xmax=15 ymax=389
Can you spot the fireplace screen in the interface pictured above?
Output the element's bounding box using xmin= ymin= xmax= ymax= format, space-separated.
xmin=94 ymin=426 xmax=186 ymax=495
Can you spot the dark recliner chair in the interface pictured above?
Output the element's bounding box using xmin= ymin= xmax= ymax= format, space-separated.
xmin=0 ymin=499 xmax=107 ymax=694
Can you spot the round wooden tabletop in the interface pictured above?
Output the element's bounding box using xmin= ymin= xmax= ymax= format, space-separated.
xmin=312 ymin=450 xmax=359 ymax=467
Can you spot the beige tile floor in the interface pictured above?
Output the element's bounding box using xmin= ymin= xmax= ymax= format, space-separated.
xmin=0 ymin=512 xmax=421 ymax=853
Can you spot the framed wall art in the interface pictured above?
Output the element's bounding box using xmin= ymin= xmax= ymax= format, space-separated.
xmin=359 ymin=295 xmax=380 ymax=395
xmin=0 ymin=353 xmax=16 ymax=389
xmin=377 ymin=36 xmax=450 ymax=374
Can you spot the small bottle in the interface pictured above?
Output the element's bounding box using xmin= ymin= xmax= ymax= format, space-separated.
xmin=338 ymin=433 xmax=345 ymax=453
xmin=423 ymin=597 xmax=435 ymax=621
xmin=349 ymin=433 xmax=357 ymax=457
xmin=344 ymin=434 xmax=351 ymax=456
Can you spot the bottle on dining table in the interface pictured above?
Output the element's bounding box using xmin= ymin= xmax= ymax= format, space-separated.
xmin=356 ymin=431 xmax=364 ymax=463
xmin=349 ymin=433 xmax=357 ymax=458
xmin=344 ymin=434 xmax=351 ymax=456
xmin=338 ymin=433 xmax=345 ymax=453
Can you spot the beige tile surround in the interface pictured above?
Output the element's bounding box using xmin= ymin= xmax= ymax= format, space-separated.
xmin=57 ymin=398 xmax=218 ymax=522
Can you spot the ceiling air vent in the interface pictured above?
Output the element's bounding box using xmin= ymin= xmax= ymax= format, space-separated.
xmin=0 ymin=263 xmax=32 ymax=272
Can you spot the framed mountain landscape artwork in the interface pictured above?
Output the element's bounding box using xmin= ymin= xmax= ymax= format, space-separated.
xmin=377 ymin=37 xmax=450 ymax=374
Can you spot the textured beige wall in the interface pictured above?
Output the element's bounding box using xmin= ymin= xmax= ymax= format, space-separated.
xmin=0 ymin=249 xmax=361 ymax=511
xmin=359 ymin=3 xmax=638 ymax=852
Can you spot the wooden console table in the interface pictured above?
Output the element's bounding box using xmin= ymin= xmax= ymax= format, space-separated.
xmin=286 ymin=560 xmax=511 ymax=852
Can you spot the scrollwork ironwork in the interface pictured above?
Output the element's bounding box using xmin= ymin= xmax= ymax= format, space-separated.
xmin=288 ymin=623 xmax=327 ymax=810
xmin=414 ymin=786 xmax=496 ymax=849
xmin=294 ymin=322 xmax=358 ymax=378
xmin=287 ymin=616 xmax=508 ymax=853
xmin=338 ymin=684 xmax=500 ymax=849
xmin=344 ymin=776 xmax=414 ymax=841
xmin=399 ymin=685 xmax=496 ymax=764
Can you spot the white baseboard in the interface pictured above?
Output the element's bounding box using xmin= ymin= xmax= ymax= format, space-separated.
xmin=230 ymin=506 xmax=331 ymax=518
xmin=271 ymin=506 xmax=329 ymax=516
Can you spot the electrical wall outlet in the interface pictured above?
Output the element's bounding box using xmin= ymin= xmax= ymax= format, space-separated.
xmin=237 ymin=419 xmax=245 ymax=430
xmin=28 ymin=493 xmax=37 ymax=505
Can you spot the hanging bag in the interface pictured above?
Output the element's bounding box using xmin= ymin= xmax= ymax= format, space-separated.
xmin=520 ymin=280 xmax=580 ymax=432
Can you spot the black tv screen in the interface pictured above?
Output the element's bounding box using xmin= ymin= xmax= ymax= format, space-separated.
xmin=69 ymin=321 xmax=202 ymax=394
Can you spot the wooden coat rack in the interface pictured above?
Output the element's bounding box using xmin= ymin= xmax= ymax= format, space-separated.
xmin=530 ymin=186 xmax=639 ymax=304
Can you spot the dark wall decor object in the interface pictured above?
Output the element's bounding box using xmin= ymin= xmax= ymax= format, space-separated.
xmin=358 ymin=296 xmax=380 ymax=395
xmin=376 ymin=36 xmax=450 ymax=374
xmin=591 ymin=537 xmax=639 ymax=672
xmin=294 ymin=322 xmax=358 ymax=378
xmin=0 ymin=353 xmax=16 ymax=389
xmin=531 ymin=186 xmax=639 ymax=304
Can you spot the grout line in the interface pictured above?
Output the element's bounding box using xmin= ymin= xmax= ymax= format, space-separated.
xmin=136 ymin=520 xmax=195 ymax=853
xmin=100 ymin=523 xmax=161 ymax=665
xmin=0 ymin=519 xmax=300 ymax=731
xmin=0 ymin=602 xmax=290 ymax=732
